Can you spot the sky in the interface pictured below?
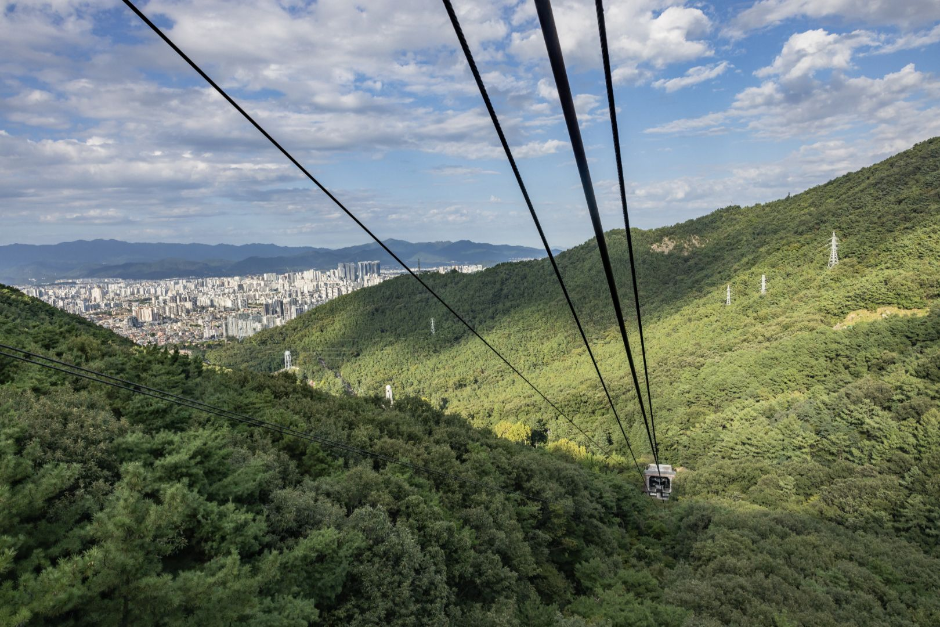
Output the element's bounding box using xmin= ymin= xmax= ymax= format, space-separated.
xmin=1 ymin=0 xmax=939 ymax=249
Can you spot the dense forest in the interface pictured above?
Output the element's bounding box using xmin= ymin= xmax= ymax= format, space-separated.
xmin=4 ymin=288 xmax=940 ymax=625
xmin=2 ymin=138 xmax=939 ymax=624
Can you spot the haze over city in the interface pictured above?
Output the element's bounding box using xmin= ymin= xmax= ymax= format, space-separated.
xmin=2 ymin=0 xmax=939 ymax=249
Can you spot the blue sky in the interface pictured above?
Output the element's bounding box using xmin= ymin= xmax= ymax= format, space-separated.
xmin=1 ymin=0 xmax=939 ymax=249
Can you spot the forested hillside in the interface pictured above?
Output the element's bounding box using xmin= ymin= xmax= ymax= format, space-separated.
xmin=4 ymin=287 xmax=940 ymax=625
xmin=209 ymin=137 xmax=940 ymax=447
xmin=204 ymin=138 xmax=940 ymax=606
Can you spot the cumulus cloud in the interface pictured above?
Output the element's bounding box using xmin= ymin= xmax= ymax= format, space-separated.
xmin=652 ymin=61 xmax=729 ymax=92
xmin=0 ymin=0 xmax=586 ymax=244
xmin=730 ymin=0 xmax=940 ymax=34
xmin=617 ymin=135 xmax=934 ymax=224
xmin=1 ymin=0 xmax=555 ymax=159
xmin=755 ymin=29 xmax=874 ymax=81
xmin=650 ymin=64 xmax=938 ymax=138
xmin=647 ymin=27 xmax=938 ymax=140
xmin=509 ymin=0 xmax=715 ymax=84
xmin=536 ymin=78 xmax=558 ymax=101
xmin=875 ymin=23 xmax=940 ymax=54
xmin=513 ymin=138 xmax=568 ymax=158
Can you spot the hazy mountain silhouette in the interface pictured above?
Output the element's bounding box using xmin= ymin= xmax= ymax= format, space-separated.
xmin=0 ymin=238 xmax=552 ymax=282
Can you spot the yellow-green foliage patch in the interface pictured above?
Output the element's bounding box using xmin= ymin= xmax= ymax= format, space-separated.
xmin=834 ymin=306 xmax=929 ymax=330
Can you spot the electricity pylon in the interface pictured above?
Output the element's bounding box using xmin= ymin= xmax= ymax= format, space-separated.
xmin=828 ymin=231 xmax=839 ymax=268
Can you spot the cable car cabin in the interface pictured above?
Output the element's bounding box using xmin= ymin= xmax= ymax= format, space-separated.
xmin=644 ymin=464 xmax=676 ymax=500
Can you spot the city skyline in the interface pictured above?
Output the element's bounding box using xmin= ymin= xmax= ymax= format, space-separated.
xmin=21 ymin=259 xmax=485 ymax=346
xmin=2 ymin=0 xmax=939 ymax=249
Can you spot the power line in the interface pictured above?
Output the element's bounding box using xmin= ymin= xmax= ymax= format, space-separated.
xmin=120 ymin=0 xmax=605 ymax=456
xmin=594 ymin=0 xmax=659 ymax=460
xmin=0 ymin=344 xmax=547 ymax=504
xmin=533 ymin=0 xmax=661 ymax=473
xmin=441 ymin=0 xmax=642 ymax=479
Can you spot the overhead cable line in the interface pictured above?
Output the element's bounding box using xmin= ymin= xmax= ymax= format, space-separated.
xmin=0 ymin=343 xmax=546 ymax=504
xmin=594 ymin=0 xmax=659 ymax=459
xmin=119 ymin=0 xmax=605 ymax=456
xmin=533 ymin=0 xmax=661 ymax=473
xmin=441 ymin=0 xmax=642 ymax=479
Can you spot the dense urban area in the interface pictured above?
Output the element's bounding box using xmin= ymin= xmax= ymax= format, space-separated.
xmin=19 ymin=261 xmax=483 ymax=345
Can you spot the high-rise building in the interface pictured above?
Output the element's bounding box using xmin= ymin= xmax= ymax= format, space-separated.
xmin=337 ymin=262 xmax=359 ymax=281
xmin=358 ymin=260 xmax=380 ymax=278
xmin=134 ymin=307 xmax=160 ymax=323
xmin=263 ymin=300 xmax=285 ymax=317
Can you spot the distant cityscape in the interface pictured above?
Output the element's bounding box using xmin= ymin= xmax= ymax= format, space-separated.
xmin=19 ymin=261 xmax=484 ymax=346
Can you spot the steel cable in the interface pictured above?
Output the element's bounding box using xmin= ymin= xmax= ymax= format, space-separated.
xmin=442 ymin=0 xmax=642 ymax=478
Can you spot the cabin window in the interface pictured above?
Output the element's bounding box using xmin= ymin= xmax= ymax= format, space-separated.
xmin=649 ymin=476 xmax=670 ymax=491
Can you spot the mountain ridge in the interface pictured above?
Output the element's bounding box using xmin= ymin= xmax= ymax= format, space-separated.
xmin=0 ymin=238 xmax=553 ymax=283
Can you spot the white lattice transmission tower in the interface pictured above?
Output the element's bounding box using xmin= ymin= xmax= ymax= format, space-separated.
xmin=726 ymin=284 xmax=731 ymax=306
xmin=761 ymin=274 xmax=766 ymax=295
xmin=284 ymin=350 xmax=292 ymax=370
xmin=430 ymin=317 xmax=435 ymax=335
xmin=828 ymin=231 xmax=839 ymax=268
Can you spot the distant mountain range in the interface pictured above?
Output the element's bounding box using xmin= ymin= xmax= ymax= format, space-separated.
xmin=0 ymin=239 xmax=552 ymax=283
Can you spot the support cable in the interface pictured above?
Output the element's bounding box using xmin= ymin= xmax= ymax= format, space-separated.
xmin=594 ymin=0 xmax=659 ymax=460
xmin=441 ymin=0 xmax=642 ymax=479
xmin=119 ymin=0 xmax=605 ymax=456
xmin=533 ymin=0 xmax=661 ymax=474
xmin=0 ymin=344 xmax=547 ymax=504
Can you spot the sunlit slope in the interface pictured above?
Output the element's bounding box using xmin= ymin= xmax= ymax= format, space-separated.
xmin=209 ymin=138 xmax=939 ymax=448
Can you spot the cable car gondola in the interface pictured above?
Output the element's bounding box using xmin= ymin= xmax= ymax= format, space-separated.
xmin=644 ymin=464 xmax=676 ymax=501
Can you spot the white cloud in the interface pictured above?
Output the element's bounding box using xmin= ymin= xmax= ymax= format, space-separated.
xmin=428 ymin=165 xmax=499 ymax=177
xmin=755 ymin=29 xmax=874 ymax=81
xmin=647 ymin=51 xmax=938 ymax=140
xmin=534 ymin=77 xmax=606 ymax=126
xmin=39 ymin=208 xmax=127 ymax=225
xmin=573 ymin=92 xmax=603 ymax=123
xmin=730 ymin=0 xmax=940 ymax=34
xmin=621 ymin=134 xmax=936 ymax=223
xmin=509 ymin=0 xmax=714 ymax=84
xmin=0 ymin=0 xmax=586 ymax=206
xmin=876 ymin=23 xmax=940 ymax=54
xmin=536 ymin=78 xmax=558 ymax=101
xmin=644 ymin=110 xmax=729 ymax=135
xmin=513 ymin=138 xmax=568 ymax=158
xmin=1 ymin=0 xmax=544 ymax=155
xmin=653 ymin=61 xmax=729 ymax=92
